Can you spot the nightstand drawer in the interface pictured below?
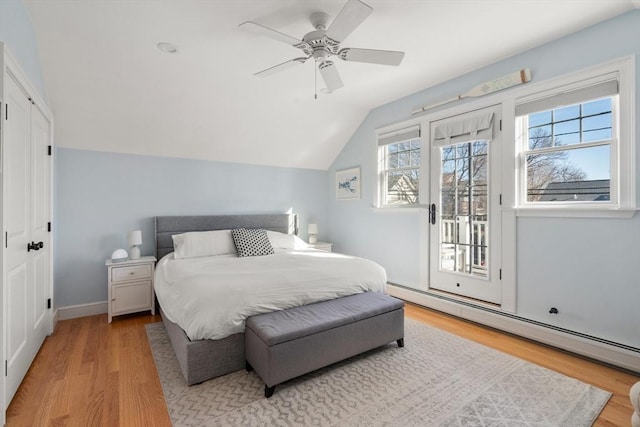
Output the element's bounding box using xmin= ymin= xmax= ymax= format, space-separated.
xmin=309 ymin=242 xmax=333 ymax=252
xmin=111 ymin=264 xmax=152 ymax=283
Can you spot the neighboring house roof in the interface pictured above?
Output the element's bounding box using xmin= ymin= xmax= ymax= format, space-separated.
xmin=537 ymin=179 xmax=610 ymax=202
xmin=388 ymin=174 xmax=418 ymax=203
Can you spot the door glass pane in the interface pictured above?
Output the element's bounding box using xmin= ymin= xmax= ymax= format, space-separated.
xmin=439 ymin=140 xmax=489 ymax=278
xmin=442 ymin=190 xmax=455 ymax=217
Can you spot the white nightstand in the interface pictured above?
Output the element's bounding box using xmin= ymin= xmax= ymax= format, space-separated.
xmin=308 ymin=242 xmax=333 ymax=252
xmin=106 ymin=256 xmax=156 ymax=323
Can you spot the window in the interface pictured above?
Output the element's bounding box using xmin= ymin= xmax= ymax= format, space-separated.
xmin=377 ymin=126 xmax=421 ymax=207
xmin=516 ymin=78 xmax=621 ymax=207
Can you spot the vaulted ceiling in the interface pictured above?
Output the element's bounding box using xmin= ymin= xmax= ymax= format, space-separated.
xmin=24 ymin=0 xmax=637 ymax=170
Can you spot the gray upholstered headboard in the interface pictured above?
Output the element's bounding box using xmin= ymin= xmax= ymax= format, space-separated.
xmin=154 ymin=214 xmax=298 ymax=259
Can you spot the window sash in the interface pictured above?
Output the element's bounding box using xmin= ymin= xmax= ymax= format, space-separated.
xmin=519 ymin=107 xmax=617 ymax=206
xmin=380 ymin=165 xmax=420 ymax=174
xmin=378 ymin=130 xmax=421 ymax=207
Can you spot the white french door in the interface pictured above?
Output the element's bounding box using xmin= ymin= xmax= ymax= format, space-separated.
xmin=4 ymin=74 xmax=51 ymax=406
xmin=428 ymin=105 xmax=502 ymax=304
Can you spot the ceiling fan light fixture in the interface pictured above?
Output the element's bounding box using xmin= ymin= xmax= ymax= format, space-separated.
xmin=310 ymin=11 xmax=330 ymax=30
xmin=157 ymin=42 xmax=179 ymax=54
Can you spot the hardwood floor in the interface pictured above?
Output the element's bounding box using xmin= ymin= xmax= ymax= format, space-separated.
xmin=6 ymin=304 xmax=638 ymax=426
xmin=6 ymin=314 xmax=171 ymax=427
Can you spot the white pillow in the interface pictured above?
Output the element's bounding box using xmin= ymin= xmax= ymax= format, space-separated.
xmin=172 ymin=230 xmax=237 ymax=259
xmin=267 ymin=230 xmax=309 ymax=253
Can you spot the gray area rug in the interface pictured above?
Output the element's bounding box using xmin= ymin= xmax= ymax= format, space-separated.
xmin=146 ymin=318 xmax=610 ymax=426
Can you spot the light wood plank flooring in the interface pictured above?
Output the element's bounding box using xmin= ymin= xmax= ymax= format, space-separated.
xmin=6 ymin=303 xmax=638 ymax=426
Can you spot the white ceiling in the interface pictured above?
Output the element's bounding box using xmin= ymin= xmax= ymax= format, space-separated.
xmin=24 ymin=0 xmax=636 ymax=170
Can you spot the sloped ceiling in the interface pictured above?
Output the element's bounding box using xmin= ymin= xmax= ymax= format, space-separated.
xmin=24 ymin=0 xmax=636 ymax=170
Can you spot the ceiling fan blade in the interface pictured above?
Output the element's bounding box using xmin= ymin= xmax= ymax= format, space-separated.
xmin=239 ymin=21 xmax=302 ymax=47
xmin=325 ymin=0 xmax=373 ymax=43
xmin=338 ymin=48 xmax=405 ymax=66
xmin=255 ymin=57 xmax=308 ymax=77
xmin=318 ymin=61 xmax=344 ymax=91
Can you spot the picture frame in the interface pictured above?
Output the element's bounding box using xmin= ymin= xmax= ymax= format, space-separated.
xmin=336 ymin=167 xmax=361 ymax=200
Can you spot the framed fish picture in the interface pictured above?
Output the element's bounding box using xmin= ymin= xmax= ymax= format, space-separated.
xmin=336 ymin=167 xmax=361 ymax=200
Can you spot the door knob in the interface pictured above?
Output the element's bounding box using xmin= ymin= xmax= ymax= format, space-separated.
xmin=27 ymin=241 xmax=44 ymax=252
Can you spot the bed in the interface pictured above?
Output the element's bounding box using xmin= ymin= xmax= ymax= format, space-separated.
xmin=153 ymin=213 xmax=387 ymax=385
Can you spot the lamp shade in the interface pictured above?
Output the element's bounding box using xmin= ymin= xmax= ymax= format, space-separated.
xmin=128 ymin=230 xmax=142 ymax=246
xmin=307 ymin=223 xmax=318 ymax=234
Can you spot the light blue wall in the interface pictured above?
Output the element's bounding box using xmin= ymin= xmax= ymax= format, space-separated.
xmin=327 ymin=10 xmax=640 ymax=348
xmin=0 ymin=0 xmax=47 ymax=99
xmin=1 ymin=0 xmax=329 ymax=312
xmin=55 ymin=148 xmax=328 ymax=307
xmin=5 ymin=0 xmax=639 ymax=348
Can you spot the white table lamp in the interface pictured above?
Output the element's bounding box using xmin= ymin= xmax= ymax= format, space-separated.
xmin=308 ymin=223 xmax=318 ymax=244
xmin=128 ymin=230 xmax=142 ymax=260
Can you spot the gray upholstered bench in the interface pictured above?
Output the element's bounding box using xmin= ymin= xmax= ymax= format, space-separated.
xmin=244 ymin=292 xmax=404 ymax=397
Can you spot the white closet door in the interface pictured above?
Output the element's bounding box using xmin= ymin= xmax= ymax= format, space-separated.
xmin=29 ymin=105 xmax=51 ymax=341
xmin=3 ymin=75 xmax=50 ymax=407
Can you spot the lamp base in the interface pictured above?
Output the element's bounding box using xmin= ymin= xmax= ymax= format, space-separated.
xmin=130 ymin=246 xmax=141 ymax=260
xmin=308 ymin=235 xmax=317 ymax=244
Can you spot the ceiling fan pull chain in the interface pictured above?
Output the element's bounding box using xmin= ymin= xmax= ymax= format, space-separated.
xmin=314 ymin=63 xmax=318 ymax=100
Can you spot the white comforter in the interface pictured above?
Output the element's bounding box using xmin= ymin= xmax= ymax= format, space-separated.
xmin=154 ymin=249 xmax=387 ymax=340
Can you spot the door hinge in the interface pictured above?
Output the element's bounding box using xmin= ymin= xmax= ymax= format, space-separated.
xmin=499 ymin=194 xmax=502 ymax=205
xmin=5 ymin=360 xmax=7 ymax=377
xmin=47 ymin=145 xmax=52 ymax=156
xmin=48 ymin=222 xmax=51 ymax=232
xmin=4 ymin=231 xmax=6 ymax=248
xmin=499 ymin=269 xmax=502 ymax=280
xmin=499 ymin=119 xmax=502 ymax=131
xmin=5 ymin=103 xmax=7 ymax=120
xmin=47 ymin=298 xmax=52 ymax=309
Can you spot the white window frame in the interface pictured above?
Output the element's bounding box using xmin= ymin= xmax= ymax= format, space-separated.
xmin=513 ymin=57 xmax=636 ymax=218
xmin=374 ymin=123 xmax=424 ymax=209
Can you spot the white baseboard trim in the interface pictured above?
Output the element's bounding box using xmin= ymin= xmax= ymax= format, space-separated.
xmin=53 ymin=308 xmax=60 ymax=331
xmin=56 ymin=301 xmax=108 ymax=321
xmin=388 ymin=284 xmax=640 ymax=373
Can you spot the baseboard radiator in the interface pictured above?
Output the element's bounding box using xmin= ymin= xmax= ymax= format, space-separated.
xmin=387 ymin=284 xmax=640 ymax=373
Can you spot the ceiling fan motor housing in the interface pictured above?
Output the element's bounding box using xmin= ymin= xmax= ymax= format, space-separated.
xmin=302 ymin=30 xmax=339 ymax=61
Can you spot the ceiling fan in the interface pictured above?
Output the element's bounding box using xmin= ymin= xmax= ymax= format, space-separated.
xmin=239 ymin=0 xmax=405 ymax=93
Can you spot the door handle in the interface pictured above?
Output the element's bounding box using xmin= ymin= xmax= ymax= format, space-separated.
xmin=429 ymin=204 xmax=436 ymax=225
xmin=27 ymin=241 xmax=44 ymax=252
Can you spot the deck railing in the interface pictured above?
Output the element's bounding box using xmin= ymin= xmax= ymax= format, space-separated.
xmin=441 ymin=218 xmax=487 ymax=275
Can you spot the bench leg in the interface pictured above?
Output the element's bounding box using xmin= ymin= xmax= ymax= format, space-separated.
xmin=245 ymin=361 xmax=253 ymax=372
xmin=265 ymin=385 xmax=276 ymax=398
xmin=397 ymin=338 xmax=404 ymax=348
